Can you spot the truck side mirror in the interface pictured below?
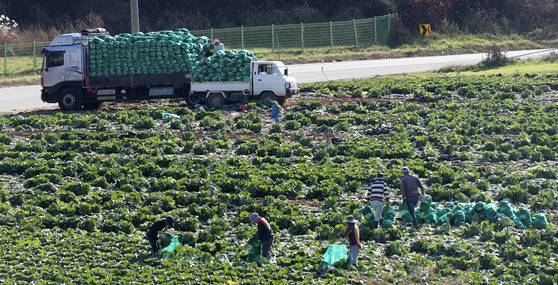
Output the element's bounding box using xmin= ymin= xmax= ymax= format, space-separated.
xmin=284 ymin=69 xmax=288 ymax=76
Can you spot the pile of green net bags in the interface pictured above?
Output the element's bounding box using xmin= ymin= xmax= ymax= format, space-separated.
xmin=89 ymin=29 xmax=206 ymax=77
xmin=362 ymin=196 xmax=549 ymax=229
xmin=192 ymin=50 xmax=257 ymax=82
xmin=398 ymin=196 xmax=549 ymax=229
xmin=88 ymin=28 xmax=258 ymax=82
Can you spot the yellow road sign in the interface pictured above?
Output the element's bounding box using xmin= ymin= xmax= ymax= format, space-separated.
xmin=419 ymin=24 xmax=432 ymax=37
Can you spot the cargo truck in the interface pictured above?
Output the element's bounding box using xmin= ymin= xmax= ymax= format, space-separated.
xmin=41 ymin=29 xmax=299 ymax=110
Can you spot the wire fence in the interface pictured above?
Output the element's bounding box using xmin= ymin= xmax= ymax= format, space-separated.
xmin=0 ymin=15 xmax=393 ymax=78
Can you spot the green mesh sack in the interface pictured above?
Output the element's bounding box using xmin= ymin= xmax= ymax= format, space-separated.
xmin=247 ymin=239 xmax=263 ymax=263
xmin=532 ymin=213 xmax=549 ymax=229
xmin=452 ymin=210 xmax=466 ymax=226
xmin=399 ymin=202 xmax=413 ymax=225
xmin=483 ymin=204 xmax=499 ymax=222
xmin=497 ymin=201 xmax=516 ymax=219
xmin=382 ymin=206 xmax=396 ymax=228
xmin=162 ymin=235 xmax=180 ymax=253
xmin=360 ymin=205 xmax=375 ymax=224
xmin=516 ymin=208 xmax=532 ymax=227
xmin=436 ymin=213 xmax=449 ymax=224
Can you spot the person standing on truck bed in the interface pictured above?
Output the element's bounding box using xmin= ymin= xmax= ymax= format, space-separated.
xmin=214 ymin=39 xmax=225 ymax=52
xmin=400 ymin=168 xmax=426 ymax=228
xmin=249 ymin=213 xmax=274 ymax=259
xmin=146 ymin=216 xmax=175 ymax=257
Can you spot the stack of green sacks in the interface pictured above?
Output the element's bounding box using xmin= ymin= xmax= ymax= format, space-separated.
xmin=89 ymin=28 xmax=206 ymax=77
xmin=192 ymin=50 xmax=257 ymax=82
xmin=397 ymin=196 xmax=549 ymax=229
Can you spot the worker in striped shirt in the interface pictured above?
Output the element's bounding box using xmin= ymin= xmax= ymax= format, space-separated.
xmin=368 ymin=172 xmax=389 ymax=228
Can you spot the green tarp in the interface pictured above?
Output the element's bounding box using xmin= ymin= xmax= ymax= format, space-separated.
xmin=162 ymin=235 xmax=180 ymax=253
xmin=321 ymin=244 xmax=348 ymax=266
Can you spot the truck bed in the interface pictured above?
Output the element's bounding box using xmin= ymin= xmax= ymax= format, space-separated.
xmin=88 ymin=72 xmax=188 ymax=89
xmin=191 ymin=81 xmax=250 ymax=93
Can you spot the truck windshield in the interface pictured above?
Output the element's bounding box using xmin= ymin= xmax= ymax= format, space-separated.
xmin=276 ymin=64 xmax=287 ymax=76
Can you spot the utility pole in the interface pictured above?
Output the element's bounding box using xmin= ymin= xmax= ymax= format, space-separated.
xmin=130 ymin=0 xmax=140 ymax=32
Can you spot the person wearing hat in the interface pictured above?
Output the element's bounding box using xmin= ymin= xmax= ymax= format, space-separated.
xmin=214 ymin=39 xmax=225 ymax=52
xmin=249 ymin=213 xmax=274 ymax=258
xmin=400 ymin=167 xmax=425 ymax=228
xmin=345 ymin=216 xmax=363 ymax=269
xmin=145 ymin=216 xmax=175 ymax=257
xmin=369 ymin=171 xmax=389 ymax=228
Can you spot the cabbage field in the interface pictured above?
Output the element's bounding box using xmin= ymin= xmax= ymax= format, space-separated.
xmin=0 ymin=74 xmax=557 ymax=284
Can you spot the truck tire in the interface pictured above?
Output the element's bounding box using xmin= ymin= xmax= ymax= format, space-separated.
xmin=58 ymin=87 xmax=83 ymax=111
xmin=187 ymin=93 xmax=204 ymax=106
xmin=259 ymin=91 xmax=276 ymax=106
xmin=207 ymin=93 xmax=225 ymax=109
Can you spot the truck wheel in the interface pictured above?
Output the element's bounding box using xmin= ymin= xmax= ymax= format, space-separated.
xmin=207 ymin=93 xmax=225 ymax=109
xmin=259 ymin=92 xmax=276 ymax=106
xmin=187 ymin=93 xmax=204 ymax=106
xmin=58 ymin=87 xmax=83 ymax=111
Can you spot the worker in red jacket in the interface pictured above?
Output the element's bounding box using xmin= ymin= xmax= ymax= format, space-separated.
xmin=249 ymin=213 xmax=274 ymax=258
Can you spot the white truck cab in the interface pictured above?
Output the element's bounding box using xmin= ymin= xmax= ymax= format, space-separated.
xmin=190 ymin=61 xmax=298 ymax=106
xmin=41 ymin=29 xmax=298 ymax=110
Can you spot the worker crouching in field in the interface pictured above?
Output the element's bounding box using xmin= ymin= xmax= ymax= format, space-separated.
xmin=368 ymin=172 xmax=389 ymax=228
xmin=145 ymin=216 xmax=175 ymax=257
xmin=249 ymin=212 xmax=274 ymax=258
xmin=400 ymin=167 xmax=426 ymax=228
xmin=345 ymin=216 xmax=363 ymax=270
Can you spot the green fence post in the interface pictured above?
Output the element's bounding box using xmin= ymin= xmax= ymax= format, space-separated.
xmin=32 ymin=40 xmax=37 ymax=72
xmin=271 ymin=24 xmax=275 ymax=51
xmin=374 ymin=17 xmax=378 ymax=44
xmin=3 ymin=43 xmax=6 ymax=77
xmin=353 ymin=18 xmax=358 ymax=47
xmin=210 ymin=28 xmax=214 ymax=40
xmin=241 ymin=25 xmax=245 ymax=49
xmin=387 ymin=14 xmax=391 ymax=36
xmin=329 ymin=21 xmax=334 ymax=49
xmin=300 ymin=22 xmax=304 ymax=52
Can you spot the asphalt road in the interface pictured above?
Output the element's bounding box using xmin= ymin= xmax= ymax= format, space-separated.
xmin=0 ymin=49 xmax=554 ymax=113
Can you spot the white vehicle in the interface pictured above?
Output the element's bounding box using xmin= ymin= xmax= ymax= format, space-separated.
xmin=41 ymin=29 xmax=299 ymax=110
